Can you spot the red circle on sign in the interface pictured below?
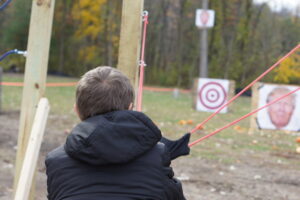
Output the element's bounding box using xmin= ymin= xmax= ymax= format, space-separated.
xmin=199 ymin=82 xmax=227 ymax=109
xmin=206 ymin=88 xmax=219 ymax=103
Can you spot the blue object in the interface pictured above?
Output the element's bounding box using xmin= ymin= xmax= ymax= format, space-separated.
xmin=0 ymin=0 xmax=13 ymax=11
xmin=0 ymin=49 xmax=26 ymax=62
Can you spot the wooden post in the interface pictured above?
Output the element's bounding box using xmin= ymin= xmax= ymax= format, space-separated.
xmin=14 ymin=0 xmax=55 ymax=198
xmin=192 ymin=78 xmax=199 ymax=109
xmin=118 ymin=0 xmax=144 ymax=98
xmin=228 ymin=80 xmax=236 ymax=112
xmin=199 ymin=0 xmax=209 ymax=78
xmin=249 ymin=82 xmax=260 ymax=134
xmin=14 ymin=98 xmax=50 ymax=200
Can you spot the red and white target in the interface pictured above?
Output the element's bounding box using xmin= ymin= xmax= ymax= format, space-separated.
xmin=196 ymin=78 xmax=229 ymax=113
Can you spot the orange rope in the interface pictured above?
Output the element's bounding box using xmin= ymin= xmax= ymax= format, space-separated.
xmin=0 ymin=82 xmax=77 ymax=87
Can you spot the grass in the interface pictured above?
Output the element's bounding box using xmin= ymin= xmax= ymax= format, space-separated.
xmin=1 ymin=73 xmax=299 ymax=166
xmin=2 ymin=73 xmax=78 ymax=115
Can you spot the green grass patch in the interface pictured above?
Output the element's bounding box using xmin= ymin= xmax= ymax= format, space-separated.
xmin=1 ymin=73 xmax=78 ymax=113
xmin=1 ymin=73 xmax=299 ymax=165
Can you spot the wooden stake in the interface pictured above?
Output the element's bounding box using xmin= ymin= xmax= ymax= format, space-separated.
xmin=14 ymin=98 xmax=50 ymax=200
xmin=14 ymin=0 xmax=55 ymax=198
xmin=228 ymin=80 xmax=236 ymax=112
xmin=118 ymin=0 xmax=144 ymax=99
xmin=249 ymin=82 xmax=260 ymax=134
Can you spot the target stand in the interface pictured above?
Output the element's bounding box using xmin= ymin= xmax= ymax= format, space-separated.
xmin=193 ymin=78 xmax=235 ymax=113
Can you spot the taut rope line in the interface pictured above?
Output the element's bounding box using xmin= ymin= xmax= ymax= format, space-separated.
xmin=136 ymin=11 xmax=149 ymax=112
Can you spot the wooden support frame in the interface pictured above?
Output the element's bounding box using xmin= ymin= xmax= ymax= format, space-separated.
xmin=249 ymin=82 xmax=260 ymax=134
xmin=14 ymin=0 xmax=55 ymax=198
xmin=118 ymin=0 xmax=144 ymax=102
xmin=14 ymin=98 xmax=50 ymax=200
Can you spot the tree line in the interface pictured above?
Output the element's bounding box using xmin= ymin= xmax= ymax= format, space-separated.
xmin=0 ymin=0 xmax=299 ymax=88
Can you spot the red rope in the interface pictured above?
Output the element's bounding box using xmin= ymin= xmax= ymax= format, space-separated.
xmin=189 ymin=87 xmax=300 ymax=147
xmin=0 ymin=82 xmax=23 ymax=86
xmin=190 ymin=44 xmax=300 ymax=134
xmin=137 ymin=11 xmax=149 ymax=112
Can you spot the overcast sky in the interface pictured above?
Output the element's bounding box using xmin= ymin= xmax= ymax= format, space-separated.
xmin=253 ymin=0 xmax=300 ymax=12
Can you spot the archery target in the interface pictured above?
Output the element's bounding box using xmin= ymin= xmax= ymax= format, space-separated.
xmin=195 ymin=9 xmax=215 ymax=28
xmin=196 ymin=78 xmax=229 ymax=113
xmin=256 ymin=83 xmax=300 ymax=132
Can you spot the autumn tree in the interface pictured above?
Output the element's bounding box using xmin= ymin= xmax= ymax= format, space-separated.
xmin=274 ymin=51 xmax=300 ymax=84
xmin=69 ymin=0 xmax=121 ymax=74
xmin=0 ymin=0 xmax=299 ymax=87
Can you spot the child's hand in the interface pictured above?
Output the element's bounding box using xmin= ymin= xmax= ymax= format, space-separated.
xmin=160 ymin=133 xmax=191 ymax=160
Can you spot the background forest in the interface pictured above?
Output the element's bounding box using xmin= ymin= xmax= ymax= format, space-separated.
xmin=0 ymin=0 xmax=299 ymax=88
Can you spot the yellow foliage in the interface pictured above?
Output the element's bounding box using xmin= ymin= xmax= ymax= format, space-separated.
xmin=72 ymin=0 xmax=107 ymax=63
xmin=79 ymin=45 xmax=98 ymax=61
xmin=71 ymin=0 xmax=120 ymax=65
xmin=274 ymin=51 xmax=300 ymax=83
xmin=73 ymin=0 xmax=107 ymax=39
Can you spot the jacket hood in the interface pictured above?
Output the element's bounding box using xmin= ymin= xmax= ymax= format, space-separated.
xmin=64 ymin=110 xmax=162 ymax=165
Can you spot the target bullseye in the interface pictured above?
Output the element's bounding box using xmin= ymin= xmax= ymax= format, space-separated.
xmin=199 ymin=82 xmax=227 ymax=109
xmin=206 ymin=88 xmax=219 ymax=103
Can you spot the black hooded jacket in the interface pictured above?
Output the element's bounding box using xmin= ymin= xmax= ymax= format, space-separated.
xmin=46 ymin=110 xmax=190 ymax=200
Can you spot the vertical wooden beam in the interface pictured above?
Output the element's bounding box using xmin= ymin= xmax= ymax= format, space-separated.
xmin=14 ymin=98 xmax=50 ymax=200
xmin=14 ymin=0 xmax=55 ymax=197
xmin=118 ymin=0 xmax=144 ymax=97
xmin=192 ymin=78 xmax=199 ymax=109
xmin=228 ymin=80 xmax=236 ymax=112
xmin=249 ymin=82 xmax=260 ymax=135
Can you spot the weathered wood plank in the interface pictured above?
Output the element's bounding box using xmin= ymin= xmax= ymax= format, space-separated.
xmin=118 ymin=0 xmax=144 ymax=97
xmin=14 ymin=98 xmax=50 ymax=200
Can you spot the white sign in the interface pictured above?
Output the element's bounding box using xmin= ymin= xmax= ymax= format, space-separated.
xmin=256 ymin=83 xmax=300 ymax=132
xmin=195 ymin=9 xmax=215 ymax=29
xmin=196 ymin=78 xmax=229 ymax=113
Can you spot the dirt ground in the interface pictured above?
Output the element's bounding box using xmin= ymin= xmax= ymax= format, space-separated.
xmin=0 ymin=111 xmax=300 ymax=200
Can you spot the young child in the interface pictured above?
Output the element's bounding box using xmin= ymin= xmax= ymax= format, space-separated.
xmin=45 ymin=66 xmax=190 ymax=200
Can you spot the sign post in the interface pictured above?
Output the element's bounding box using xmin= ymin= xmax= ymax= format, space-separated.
xmin=196 ymin=0 xmax=215 ymax=78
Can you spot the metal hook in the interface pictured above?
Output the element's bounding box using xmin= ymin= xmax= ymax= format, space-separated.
xmin=139 ymin=60 xmax=147 ymax=67
xmin=142 ymin=10 xmax=149 ymax=17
